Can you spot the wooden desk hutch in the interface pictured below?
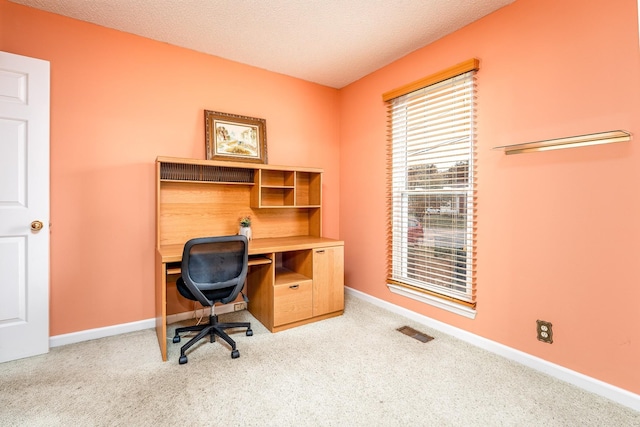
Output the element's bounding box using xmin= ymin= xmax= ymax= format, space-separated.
xmin=155 ymin=156 xmax=344 ymax=361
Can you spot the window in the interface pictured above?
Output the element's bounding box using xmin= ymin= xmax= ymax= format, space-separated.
xmin=383 ymin=59 xmax=478 ymax=318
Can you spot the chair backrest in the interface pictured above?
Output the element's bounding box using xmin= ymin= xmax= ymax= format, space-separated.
xmin=181 ymin=235 xmax=249 ymax=306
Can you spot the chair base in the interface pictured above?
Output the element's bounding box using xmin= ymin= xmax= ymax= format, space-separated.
xmin=173 ymin=314 xmax=252 ymax=364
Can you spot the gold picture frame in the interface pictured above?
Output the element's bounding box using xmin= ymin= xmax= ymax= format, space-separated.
xmin=205 ymin=110 xmax=267 ymax=164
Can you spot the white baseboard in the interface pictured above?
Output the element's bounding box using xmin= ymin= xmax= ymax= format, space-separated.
xmin=345 ymin=286 xmax=640 ymax=413
xmin=50 ymin=318 xmax=156 ymax=348
xmin=49 ymin=304 xmax=239 ymax=348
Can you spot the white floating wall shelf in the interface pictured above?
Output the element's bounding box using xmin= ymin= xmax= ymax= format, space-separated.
xmin=494 ymin=130 xmax=632 ymax=155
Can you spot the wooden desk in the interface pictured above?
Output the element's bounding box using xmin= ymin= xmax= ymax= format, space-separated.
xmin=155 ymin=236 xmax=344 ymax=361
xmin=155 ymin=157 xmax=344 ymax=361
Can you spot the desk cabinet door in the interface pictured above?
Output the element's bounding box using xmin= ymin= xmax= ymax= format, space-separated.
xmin=312 ymin=246 xmax=344 ymax=316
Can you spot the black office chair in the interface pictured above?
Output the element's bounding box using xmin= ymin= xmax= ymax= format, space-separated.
xmin=172 ymin=235 xmax=253 ymax=364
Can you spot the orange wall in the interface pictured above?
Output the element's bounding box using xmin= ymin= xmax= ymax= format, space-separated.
xmin=1 ymin=1 xmax=340 ymax=334
xmin=340 ymin=0 xmax=640 ymax=395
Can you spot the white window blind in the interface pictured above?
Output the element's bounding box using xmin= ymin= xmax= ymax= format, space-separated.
xmin=385 ymin=62 xmax=477 ymax=308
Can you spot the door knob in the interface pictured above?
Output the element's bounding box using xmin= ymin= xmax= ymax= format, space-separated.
xmin=30 ymin=220 xmax=43 ymax=232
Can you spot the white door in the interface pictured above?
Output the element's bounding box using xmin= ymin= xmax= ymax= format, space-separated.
xmin=0 ymin=51 xmax=50 ymax=363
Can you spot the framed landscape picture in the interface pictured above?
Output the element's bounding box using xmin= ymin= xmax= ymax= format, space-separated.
xmin=205 ymin=110 xmax=267 ymax=164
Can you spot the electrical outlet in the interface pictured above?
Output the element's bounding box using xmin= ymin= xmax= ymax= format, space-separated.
xmin=536 ymin=320 xmax=553 ymax=344
xmin=233 ymin=302 xmax=247 ymax=312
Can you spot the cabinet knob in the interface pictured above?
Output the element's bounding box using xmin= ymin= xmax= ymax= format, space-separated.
xmin=289 ymin=284 xmax=299 ymax=289
xmin=316 ymin=250 xmax=325 ymax=254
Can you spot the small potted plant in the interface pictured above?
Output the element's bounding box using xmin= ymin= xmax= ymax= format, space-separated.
xmin=238 ymin=215 xmax=252 ymax=240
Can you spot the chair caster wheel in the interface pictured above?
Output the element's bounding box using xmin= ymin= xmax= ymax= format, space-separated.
xmin=246 ymin=329 xmax=253 ymax=336
xmin=231 ymin=349 xmax=240 ymax=359
xmin=179 ymin=355 xmax=188 ymax=364
xmin=173 ymin=336 xmax=180 ymax=343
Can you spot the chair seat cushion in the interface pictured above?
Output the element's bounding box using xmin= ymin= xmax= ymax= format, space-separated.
xmin=176 ymin=277 xmax=237 ymax=306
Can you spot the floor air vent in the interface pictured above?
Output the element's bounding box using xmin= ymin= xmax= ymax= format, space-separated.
xmin=397 ymin=326 xmax=434 ymax=343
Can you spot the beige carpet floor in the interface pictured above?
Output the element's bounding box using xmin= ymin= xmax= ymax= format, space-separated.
xmin=1 ymin=294 xmax=639 ymax=426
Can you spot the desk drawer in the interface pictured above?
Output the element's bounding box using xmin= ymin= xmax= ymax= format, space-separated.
xmin=273 ymin=279 xmax=312 ymax=326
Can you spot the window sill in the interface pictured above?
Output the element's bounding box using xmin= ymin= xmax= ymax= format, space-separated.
xmin=387 ymin=283 xmax=477 ymax=319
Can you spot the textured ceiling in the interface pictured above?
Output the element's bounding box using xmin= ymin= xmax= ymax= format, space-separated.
xmin=10 ymin=0 xmax=515 ymax=88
